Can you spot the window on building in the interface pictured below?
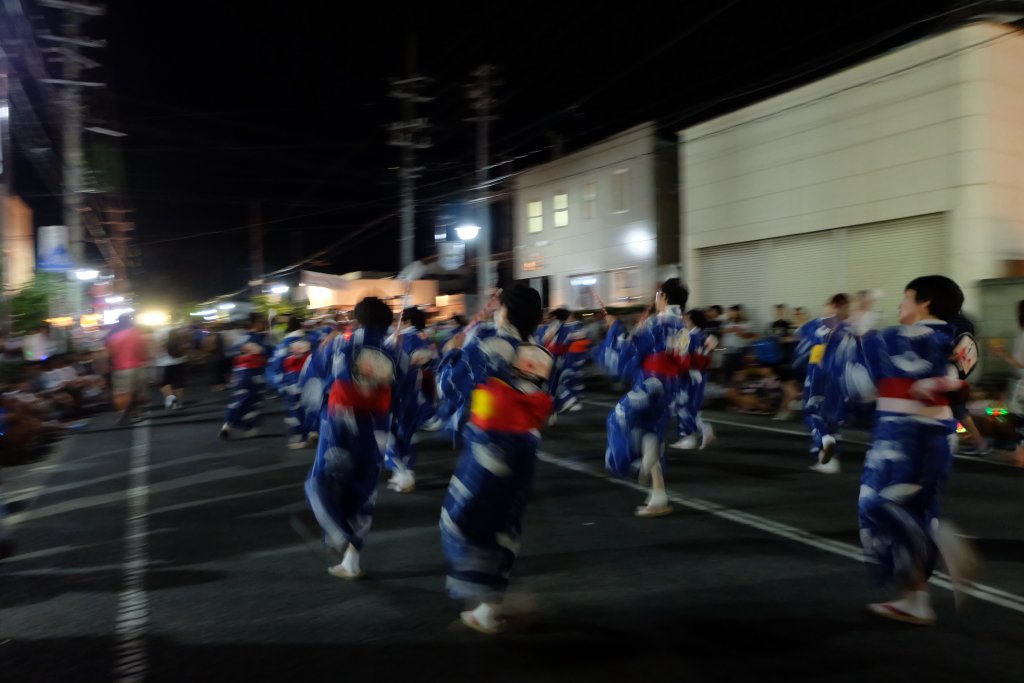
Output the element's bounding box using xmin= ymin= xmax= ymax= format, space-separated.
xmin=582 ymin=181 xmax=597 ymax=219
xmin=612 ymin=169 xmax=629 ymax=213
xmin=569 ymin=274 xmax=599 ymax=310
xmin=528 ymin=200 xmax=543 ymax=233
xmin=553 ymin=192 xmax=568 ymax=227
xmin=611 ymin=268 xmax=641 ymax=303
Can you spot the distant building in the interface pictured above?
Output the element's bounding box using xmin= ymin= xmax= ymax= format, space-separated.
xmin=513 ymin=122 xmax=680 ymax=309
xmin=4 ymin=195 xmax=34 ymax=290
xmin=680 ymin=21 xmax=1024 ymax=324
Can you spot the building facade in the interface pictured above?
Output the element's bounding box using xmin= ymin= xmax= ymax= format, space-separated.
xmin=513 ymin=122 xmax=679 ymax=309
xmin=680 ymin=21 xmax=1024 ymax=325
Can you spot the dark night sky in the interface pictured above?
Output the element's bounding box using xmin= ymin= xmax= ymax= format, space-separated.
xmin=16 ymin=0 xmax=978 ymax=304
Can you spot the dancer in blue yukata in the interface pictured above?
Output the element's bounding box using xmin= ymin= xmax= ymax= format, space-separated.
xmin=794 ymin=293 xmax=851 ymax=473
xmin=842 ymin=275 xmax=979 ymax=625
xmin=384 ymin=307 xmax=437 ymax=493
xmin=669 ymin=308 xmax=717 ymax=450
xmin=267 ymin=317 xmax=314 ymax=449
xmin=605 ymin=278 xmax=693 ymax=517
xmin=219 ymin=313 xmax=273 ymax=440
xmin=593 ymin=307 xmax=644 ymax=385
xmin=536 ymin=308 xmax=588 ymax=419
xmin=438 ymin=284 xmax=553 ymax=635
xmin=304 ymin=297 xmax=406 ymax=580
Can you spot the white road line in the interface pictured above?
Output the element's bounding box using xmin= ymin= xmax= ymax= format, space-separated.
xmin=7 ymin=460 xmax=305 ymax=526
xmin=5 ymin=447 xmax=260 ymax=503
xmin=537 ymin=450 xmax=1024 ymax=616
xmin=583 ymin=399 xmax=1022 ymax=469
xmin=114 ymin=420 xmax=151 ymax=683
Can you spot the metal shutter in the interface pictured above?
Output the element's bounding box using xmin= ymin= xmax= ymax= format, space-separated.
xmin=698 ymin=240 xmax=769 ymax=325
xmin=768 ymin=230 xmax=844 ymax=321
xmin=845 ymin=213 xmax=946 ymax=325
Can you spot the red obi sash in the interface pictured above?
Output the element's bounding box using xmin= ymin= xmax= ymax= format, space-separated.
xmin=234 ymin=353 xmax=267 ymax=370
xmin=469 ymin=378 xmax=553 ymax=433
xmin=641 ymin=351 xmax=711 ymax=377
xmin=547 ymin=339 xmax=592 ymax=356
xmin=284 ymin=352 xmax=309 ymax=374
xmin=877 ymin=377 xmax=949 ymax=406
xmin=329 ymin=379 xmax=392 ymax=415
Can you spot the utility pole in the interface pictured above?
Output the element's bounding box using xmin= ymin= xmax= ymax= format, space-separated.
xmin=388 ymin=34 xmax=432 ymax=272
xmin=38 ymin=0 xmax=105 ymax=321
xmin=467 ymin=65 xmax=500 ymax=306
xmin=40 ymin=0 xmax=104 ymax=264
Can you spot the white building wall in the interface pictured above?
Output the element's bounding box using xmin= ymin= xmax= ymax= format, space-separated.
xmin=514 ymin=123 xmax=660 ymax=308
xmin=984 ymin=28 xmax=1024 ymax=272
xmin=680 ymin=23 xmax=1023 ymax=315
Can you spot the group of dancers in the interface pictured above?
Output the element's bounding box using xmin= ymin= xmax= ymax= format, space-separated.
xmin=217 ymin=273 xmax=979 ymax=632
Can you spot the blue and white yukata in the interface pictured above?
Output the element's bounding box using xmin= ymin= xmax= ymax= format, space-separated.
xmin=298 ymin=329 xmax=334 ymax=441
xmin=384 ymin=328 xmax=437 ymax=474
xmin=674 ymin=327 xmax=716 ymax=440
xmin=605 ymin=308 xmax=689 ymax=478
xmin=536 ymin=320 xmax=588 ymax=413
xmin=223 ymin=331 xmax=272 ymax=433
xmin=268 ymin=330 xmax=313 ymax=444
xmin=439 ymin=323 xmax=554 ymax=604
xmin=842 ymin=319 xmax=962 ymax=586
xmin=304 ymin=327 xmax=405 ymax=553
xmin=594 ymin=319 xmax=635 ymax=381
xmin=796 ymin=316 xmax=851 ymax=460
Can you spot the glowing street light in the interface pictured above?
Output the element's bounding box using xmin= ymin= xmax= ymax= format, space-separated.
xmin=455 ymin=223 xmax=480 ymax=241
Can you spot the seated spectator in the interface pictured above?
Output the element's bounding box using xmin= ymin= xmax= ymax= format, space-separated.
xmin=727 ymin=352 xmax=782 ymax=414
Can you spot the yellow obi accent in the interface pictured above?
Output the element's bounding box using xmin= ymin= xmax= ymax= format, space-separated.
xmin=809 ymin=344 xmax=826 ymax=366
xmin=470 ymin=386 xmax=497 ymax=421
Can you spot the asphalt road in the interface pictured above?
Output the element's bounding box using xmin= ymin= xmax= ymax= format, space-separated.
xmin=2 ymin=381 xmax=1023 ymax=682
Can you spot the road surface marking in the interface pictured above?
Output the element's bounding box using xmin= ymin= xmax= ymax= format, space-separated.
xmin=538 ymin=450 xmax=1024 ymax=616
xmin=584 ymin=399 xmax=1021 ymax=468
xmin=114 ymin=420 xmax=151 ymax=683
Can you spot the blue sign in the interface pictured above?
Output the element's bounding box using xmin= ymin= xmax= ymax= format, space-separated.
xmin=37 ymin=225 xmax=73 ymax=272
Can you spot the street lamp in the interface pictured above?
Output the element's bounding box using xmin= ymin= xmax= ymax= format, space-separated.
xmin=455 ymin=223 xmax=480 ymax=241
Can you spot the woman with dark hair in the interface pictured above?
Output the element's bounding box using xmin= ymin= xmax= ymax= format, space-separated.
xmin=606 ymin=278 xmax=696 ymax=517
xmin=304 ymin=297 xmax=406 ymax=580
xmin=437 ymin=284 xmax=553 ymax=634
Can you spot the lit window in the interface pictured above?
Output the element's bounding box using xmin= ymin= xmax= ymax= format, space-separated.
xmin=583 ymin=181 xmax=596 ymax=219
xmin=612 ymin=169 xmax=629 ymax=213
xmin=569 ymin=274 xmax=598 ymax=309
xmin=528 ymin=200 xmax=543 ymax=233
xmin=553 ymin=192 xmax=568 ymax=227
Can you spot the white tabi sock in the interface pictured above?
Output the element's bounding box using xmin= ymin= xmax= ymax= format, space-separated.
xmin=340 ymin=545 xmax=360 ymax=575
xmin=646 ymin=490 xmax=668 ymax=509
xmin=470 ymin=602 xmax=500 ymax=630
xmin=640 ymin=434 xmax=660 ymax=475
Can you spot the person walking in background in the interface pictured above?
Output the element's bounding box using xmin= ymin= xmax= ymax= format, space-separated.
xmin=156 ymin=325 xmax=189 ymax=410
xmin=105 ymin=312 xmax=150 ymax=426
